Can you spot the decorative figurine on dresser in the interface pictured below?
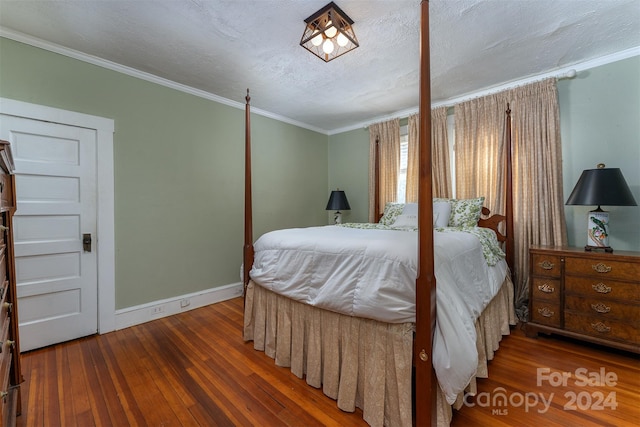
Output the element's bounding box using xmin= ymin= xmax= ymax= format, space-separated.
xmin=527 ymin=245 xmax=640 ymax=353
xmin=0 ymin=140 xmax=22 ymax=425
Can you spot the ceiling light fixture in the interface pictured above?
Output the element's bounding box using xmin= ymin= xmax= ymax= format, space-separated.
xmin=300 ymin=2 xmax=359 ymax=62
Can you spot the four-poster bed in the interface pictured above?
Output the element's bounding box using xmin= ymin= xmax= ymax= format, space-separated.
xmin=242 ymin=2 xmax=515 ymax=426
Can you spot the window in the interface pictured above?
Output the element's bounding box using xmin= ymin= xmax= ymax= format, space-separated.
xmin=394 ymin=116 xmax=455 ymax=203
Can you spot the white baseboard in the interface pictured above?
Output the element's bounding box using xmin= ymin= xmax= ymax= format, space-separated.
xmin=114 ymin=282 xmax=244 ymax=330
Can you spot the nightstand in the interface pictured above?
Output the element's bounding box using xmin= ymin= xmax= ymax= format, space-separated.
xmin=527 ymin=245 xmax=639 ymax=353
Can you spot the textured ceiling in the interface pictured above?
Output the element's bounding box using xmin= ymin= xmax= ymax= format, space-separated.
xmin=1 ymin=0 xmax=639 ymax=133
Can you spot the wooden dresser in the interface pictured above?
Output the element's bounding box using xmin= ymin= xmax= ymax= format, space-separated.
xmin=527 ymin=245 xmax=640 ymax=353
xmin=0 ymin=141 xmax=21 ymax=426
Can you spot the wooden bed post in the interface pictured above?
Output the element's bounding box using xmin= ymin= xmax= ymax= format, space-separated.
xmin=374 ymin=135 xmax=380 ymax=220
xmin=243 ymin=89 xmax=254 ymax=297
xmin=415 ymin=1 xmax=437 ymax=426
xmin=504 ymin=105 xmax=515 ymax=274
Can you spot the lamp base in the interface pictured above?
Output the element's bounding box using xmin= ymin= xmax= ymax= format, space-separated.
xmin=585 ymin=207 xmax=610 ymax=249
xmin=585 ymin=245 xmax=614 ymax=253
xmin=334 ymin=211 xmax=342 ymax=225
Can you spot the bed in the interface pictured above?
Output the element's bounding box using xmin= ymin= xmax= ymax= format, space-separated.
xmin=242 ymin=2 xmax=515 ymax=426
xmin=243 ymin=207 xmax=515 ymax=426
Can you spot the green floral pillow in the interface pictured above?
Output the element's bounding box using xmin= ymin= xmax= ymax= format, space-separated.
xmin=449 ymin=197 xmax=485 ymax=227
xmin=379 ymin=202 xmax=405 ymax=226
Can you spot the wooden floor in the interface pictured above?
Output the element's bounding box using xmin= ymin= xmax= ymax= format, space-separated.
xmin=15 ymin=297 xmax=639 ymax=426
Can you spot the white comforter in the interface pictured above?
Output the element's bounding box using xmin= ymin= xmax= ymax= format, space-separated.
xmin=249 ymin=225 xmax=507 ymax=404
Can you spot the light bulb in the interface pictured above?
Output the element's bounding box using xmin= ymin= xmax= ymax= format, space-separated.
xmin=322 ymin=39 xmax=335 ymax=54
xmin=324 ymin=21 xmax=337 ymax=38
xmin=311 ymin=31 xmax=323 ymax=47
xmin=337 ymin=33 xmax=348 ymax=47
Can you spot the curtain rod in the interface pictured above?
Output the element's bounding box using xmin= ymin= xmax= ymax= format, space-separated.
xmin=362 ymin=68 xmax=578 ymax=129
xmin=431 ymin=68 xmax=578 ymax=109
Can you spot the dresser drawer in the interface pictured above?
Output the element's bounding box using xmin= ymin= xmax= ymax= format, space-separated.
xmin=564 ymin=312 xmax=639 ymax=344
xmin=564 ymin=295 xmax=639 ymax=323
xmin=0 ymin=353 xmax=11 ymax=416
xmin=530 ymin=301 xmax=561 ymax=327
xmin=0 ymin=251 xmax=5 ymax=285
xmin=531 ymin=277 xmax=561 ymax=302
xmin=565 ymin=276 xmax=639 ymax=302
xmin=531 ymin=253 xmax=562 ymax=278
xmin=565 ymin=257 xmax=640 ymax=282
xmin=0 ymin=318 xmax=10 ymax=409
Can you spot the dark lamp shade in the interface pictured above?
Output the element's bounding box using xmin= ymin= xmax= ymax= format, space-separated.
xmin=326 ymin=190 xmax=351 ymax=211
xmin=566 ymin=168 xmax=637 ymax=207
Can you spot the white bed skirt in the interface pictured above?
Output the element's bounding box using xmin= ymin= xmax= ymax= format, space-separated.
xmin=243 ymin=276 xmax=515 ymax=427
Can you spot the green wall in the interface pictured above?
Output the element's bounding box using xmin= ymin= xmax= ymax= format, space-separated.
xmin=558 ymin=56 xmax=640 ymax=251
xmin=0 ymin=38 xmax=328 ymax=309
xmin=329 ymin=56 xmax=640 ymax=251
xmin=327 ymin=127 xmax=370 ymax=223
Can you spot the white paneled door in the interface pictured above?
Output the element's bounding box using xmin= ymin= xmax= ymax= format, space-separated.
xmin=0 ymin=114 xmax=98 ymax=351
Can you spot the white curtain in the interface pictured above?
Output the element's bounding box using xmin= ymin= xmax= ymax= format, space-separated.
xmin=455 ymin=79 xmax=567 ymax=320
xmin=368 ymin=119 xmax=400 ymax=222
xmin=406 ymin=109 xmax=452 ymax=202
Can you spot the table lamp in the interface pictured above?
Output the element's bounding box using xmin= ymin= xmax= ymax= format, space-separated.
xmin=566 ymin=164 xmax=637 ymax=252
xmin=326 ymin=189 xmax=350 ymax=224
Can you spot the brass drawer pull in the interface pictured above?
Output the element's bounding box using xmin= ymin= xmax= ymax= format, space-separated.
xmin=537 ymin=283 xmax=555 ymax=293
xmin=592 ymin=283 xmax=612 ymax=294
xmin=538 ymin=260 xmax=555 ymax=270
xmin=590 ymin=303 xmax=611 ymax=313
xmin=591 ymin=322 xmax=611 ymax=333
xmin=592 ymin=263 xmax=612 ymax=273
xmin=537 ymin=307 xmax=554 ymax=318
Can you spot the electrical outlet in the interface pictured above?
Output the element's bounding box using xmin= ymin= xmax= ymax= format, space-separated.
xmin=180 ymin=299 xmax=190 ymax=308
xmin=151 ymin=305 xmax=164 ymax=315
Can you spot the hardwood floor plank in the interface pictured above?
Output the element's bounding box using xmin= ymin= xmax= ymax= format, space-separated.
xmin=127 ymin=325 xmax=190 ymax=426
xmin=65 ymin=341 xmax=97 ymax=427
xmin=43 ymin=348 xmax=61 ymax=424
xmin=450 ymin=327 xmax=639 ymax=426
xmin=108 ymin=327 xmax=160 ymax=426
xmin=98 ymin=333 xmax=150 ymax=426
xmin=22 ymin=349 xmax=43 ymax=427
xmin=55 ymin=345 xmax=77 ymax=427
xmin=16 ymin=298 xmax=639 ymax=427
xmin=139 ymin=332 xmax=239 ymax=426
xmin=161 ymin=309 xmax=292 ymax=426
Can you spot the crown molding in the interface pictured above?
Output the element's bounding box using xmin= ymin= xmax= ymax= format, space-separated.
xmin=2 ymin=27 xmax=637 ymax=136
xmin=335 ymin=46 xmax=640 ymax=135
xmin=0 ymin=27 xmax=329 ymax=135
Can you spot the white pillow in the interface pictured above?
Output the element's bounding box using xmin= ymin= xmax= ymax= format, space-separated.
xmin=402 ymin=203 xmax=418 ymax=216
xmin=433 ymin=201 xmax=451 ymax=227
xmin=391 ymin=214 xmax=418 ymax=228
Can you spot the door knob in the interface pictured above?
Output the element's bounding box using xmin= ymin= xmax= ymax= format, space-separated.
xmin=83 ymin=233 xmax=92 ymax=252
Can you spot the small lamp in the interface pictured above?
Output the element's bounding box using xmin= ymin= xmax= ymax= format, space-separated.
xmin=300 ymin=2 xmax=359 ymax=62
xmin=326 ymin=189 xmax=350 ymax=224
xmin=566 ymin=164 xmax=637 ymax=252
